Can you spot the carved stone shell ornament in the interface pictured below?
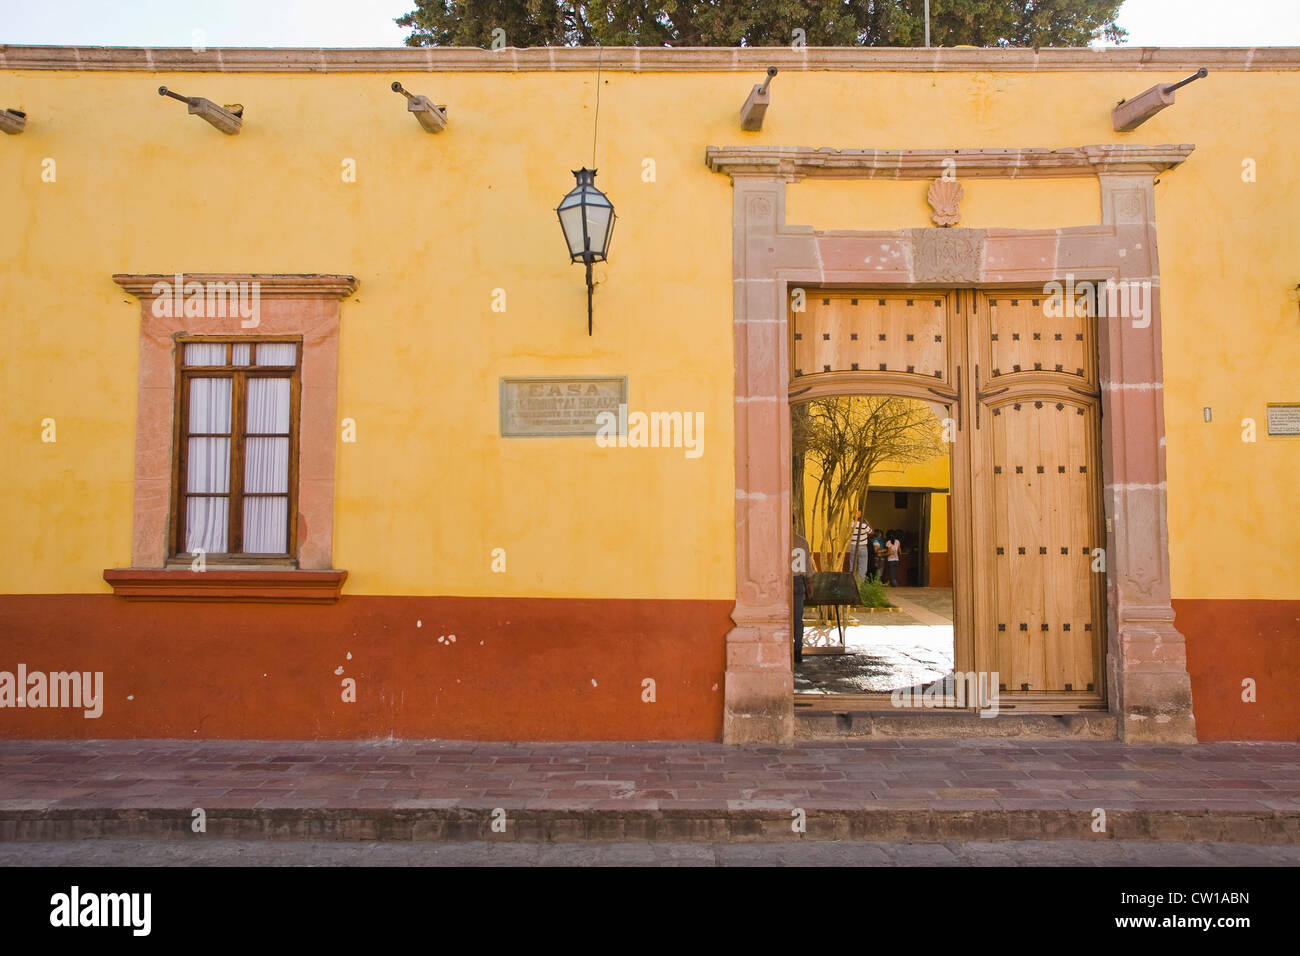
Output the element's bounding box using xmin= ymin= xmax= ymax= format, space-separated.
xmin=927 ymin=177 xmax=963 ymax=227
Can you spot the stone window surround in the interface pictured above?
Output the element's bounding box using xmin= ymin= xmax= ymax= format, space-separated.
xmin=707 ymin=143 xmax=1198 ymax=745
xmin=104 ymin=273 xmax=356 ymax=602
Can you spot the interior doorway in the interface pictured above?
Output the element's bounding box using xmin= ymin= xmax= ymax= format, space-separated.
xmin=862 ymin=486 xmax=949 ymax=587
xmin=789 ymin=289 xmax=1106 ymax=712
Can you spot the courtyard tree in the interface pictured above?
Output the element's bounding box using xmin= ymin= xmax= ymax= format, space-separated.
xmin=796 ymin=395 xmax=946 ymax=574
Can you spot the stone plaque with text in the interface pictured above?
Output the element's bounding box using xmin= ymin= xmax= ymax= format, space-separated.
xmin=1266 ymin=403 xmax=1300 ymax=437
xmin=499 ymin=376 xmax=627 ymax=437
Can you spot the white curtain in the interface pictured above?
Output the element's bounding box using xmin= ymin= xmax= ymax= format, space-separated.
xmin=184 ymin=343 xmax=226 ymax=365
xmin=243 ymin=377 xmax=290 ymax=553
xmin=256 ymin=343 xmax=296 ymax=366
xmin=185 ymin=377 xmax=232 ymax=553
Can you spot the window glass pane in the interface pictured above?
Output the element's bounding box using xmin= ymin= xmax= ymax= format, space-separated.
xmin=246 ymin=377 xmax=290 ymax=434
xmin=231 ymin=343 xmax=251 ymax=366
xmin=255 ymin=343 xmax=297 ymax=366
xmin=185 ymin=496 xmax=228 ymax=554
xmin=243 ymin=497 xmax=288 ymax=553
xmin=244 ymin=438 xmax=289 ymax=493
xmin=184 ymin=343 xmax=227 ymax=366
xmin=188 ymin=377 xmax=232 ymax=434
xmin=187 ymin=437 xmax=230 ymax=493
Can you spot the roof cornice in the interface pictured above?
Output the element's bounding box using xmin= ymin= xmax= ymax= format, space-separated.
xmin=3 ymin=45 xmax=1299 ymax=73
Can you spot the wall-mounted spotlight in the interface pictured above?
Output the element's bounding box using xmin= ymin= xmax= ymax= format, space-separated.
xmin=1112 ymin=68 xmax=1207 ymax=132
xmin=740 ymin=67 xmax=778 ymax=132
xmin=0 ymin=108 xmax=26 ymax=135
xmin=157 ymin=86 xmax=242 ymax=135
xmin=391 ymin=82 xmax=447 ymax=133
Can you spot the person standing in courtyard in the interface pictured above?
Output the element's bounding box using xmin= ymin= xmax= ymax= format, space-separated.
xmin=871 ymin=528 xmax=886 ymax=579
xmin=849 ymin=511 xmax=873 ymax=583
xmin=791 ymin=520 xmax=813 ymax=664
xmin=885 ymin=531 xmax=902 ymax=587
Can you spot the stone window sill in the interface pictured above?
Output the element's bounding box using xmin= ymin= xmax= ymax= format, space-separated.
xmin=103 ymin=568 xmax=347 ymax=603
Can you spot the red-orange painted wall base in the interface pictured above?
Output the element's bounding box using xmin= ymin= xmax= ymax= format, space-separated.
xmin=7 ymin=596 xmax=1290 ymax=742
xmin=0 ymin=596 xmax=730 ymax=740
xmin=1176 ymin=599 xmax=1300 ymax=741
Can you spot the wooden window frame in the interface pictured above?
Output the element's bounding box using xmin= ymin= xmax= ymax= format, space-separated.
xmin=169 ymin=334 xmax=303 ymax=566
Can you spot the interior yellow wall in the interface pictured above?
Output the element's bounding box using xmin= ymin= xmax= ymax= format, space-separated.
xmin=885 ymin=456 xmax=950 ymax=555
xmin=861 ymin=455 xmax=950 ymax=554
xmin=930 ymin=492 xmax=948 ymax=554
xmin=802 ymin=461 xmax=950 ymax=552
xmin=1 ymin=65 xmax=1295 ymax=600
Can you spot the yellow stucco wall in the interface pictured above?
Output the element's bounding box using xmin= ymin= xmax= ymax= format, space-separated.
xmin=788 ymin=176 xmax=1102 ymax=232
xmin=1 ymin=62 xmax=1296 ymax=600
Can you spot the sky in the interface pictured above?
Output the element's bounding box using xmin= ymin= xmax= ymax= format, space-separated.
xmin=2 ymin=0 xmax=1299 ymax=48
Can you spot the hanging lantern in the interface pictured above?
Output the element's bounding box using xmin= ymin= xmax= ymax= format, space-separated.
xmin=556 ymin=168 xmax=616 ymax=335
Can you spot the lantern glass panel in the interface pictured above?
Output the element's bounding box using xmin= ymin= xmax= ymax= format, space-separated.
xmin=585 ymin=205 xmax=614 ymax=257
xmin=558 ymin=204 xmax=587 ymax=257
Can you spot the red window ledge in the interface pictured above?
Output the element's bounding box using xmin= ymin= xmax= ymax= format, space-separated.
xmin=103 ymin=569 xmax=347 ymax=603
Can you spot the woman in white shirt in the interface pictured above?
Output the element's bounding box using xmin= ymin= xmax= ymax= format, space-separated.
xmin=885 ymin=533 xmax=902 ymax=586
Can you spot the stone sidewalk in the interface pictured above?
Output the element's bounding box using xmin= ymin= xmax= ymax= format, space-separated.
xmin=7 ymin=839 xmax=1299 ymax=867
xmin=1 ymin=739 xmax=1297 ymax=844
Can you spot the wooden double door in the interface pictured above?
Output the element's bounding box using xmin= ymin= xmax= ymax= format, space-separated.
xmin=791 ymin=289 xmax=1105 ymax=709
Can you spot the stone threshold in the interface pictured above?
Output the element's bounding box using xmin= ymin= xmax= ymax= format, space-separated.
xmin=2 ymin=806 xmax=1292 ymax=845
xmin=795 ymin=710 xmax=1119 ymax=739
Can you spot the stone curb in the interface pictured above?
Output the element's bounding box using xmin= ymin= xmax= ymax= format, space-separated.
xmin=2 ymin=807 xmax=1296 ymax=845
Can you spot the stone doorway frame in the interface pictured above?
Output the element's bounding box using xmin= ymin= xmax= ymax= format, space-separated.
xmin=707 ymin=144 xmax=1198 ymax=746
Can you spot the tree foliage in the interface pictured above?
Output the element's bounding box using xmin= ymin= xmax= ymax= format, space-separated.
xmin=398 ymin=1 xmax=1126 ymax=48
